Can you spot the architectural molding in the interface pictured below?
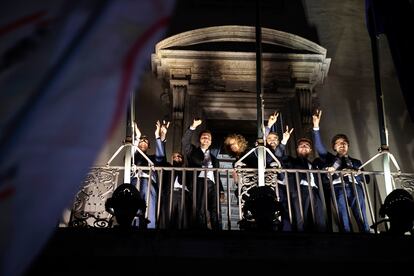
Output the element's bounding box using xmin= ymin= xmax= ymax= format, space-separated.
xmin=170 ymin=79 xmax=188 ymax=121
xmin=155 ymin=25 xmax=327 ymax=55
xmin=151 ymin=25 xmax=331 ymax=146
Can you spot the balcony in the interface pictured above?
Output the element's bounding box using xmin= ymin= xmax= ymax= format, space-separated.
xmin=64 ymin=166 xmax=413 ymax=234
xmin=26 ymin=166 xmax=414 ymax=275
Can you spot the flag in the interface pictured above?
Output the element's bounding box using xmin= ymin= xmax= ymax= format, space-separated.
xmin=0 ymin=1 xmax=175 ymax=275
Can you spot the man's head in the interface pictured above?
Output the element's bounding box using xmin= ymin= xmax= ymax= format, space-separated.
xmin=266 ymin=132 xmax=279 ymax=150
xmin=138 ymin=135 xmax=150 ymax=152
xmin=331 ymin=134 xmax=349 ymax=156
xmin=296 ymin=138 xmax=312 ymax=158
xmin=199 ymin=130 xmax=212 ymax=149
xmin=171 ymin=152 xmax=183 ymax=167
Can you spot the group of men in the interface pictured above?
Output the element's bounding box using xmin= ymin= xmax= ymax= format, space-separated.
xmin=260 ymin=110 xmax=370 ymax=232
xmin=128 ymin=109 xmax=371 ymax=233
xmin=223 ymin=110 xmax=370 ymax=233
xmin=131 ymin=118 xmax=223 ymax=230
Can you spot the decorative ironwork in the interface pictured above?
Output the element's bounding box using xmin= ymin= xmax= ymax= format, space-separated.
xmin=394 ymin=175 xmax=414 ymax=197
xmin=237 ymin=170 xmax=282 ymax=229
xmin=70 ymin=167 xmax=120 ymax=228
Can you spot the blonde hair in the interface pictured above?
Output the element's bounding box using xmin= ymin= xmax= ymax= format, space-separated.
xmin=224 ymin=134 xmax=248 ymax=157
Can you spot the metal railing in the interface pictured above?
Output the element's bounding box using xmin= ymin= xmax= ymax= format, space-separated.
xmin=66 ymin=166 xmax=414 ymax=233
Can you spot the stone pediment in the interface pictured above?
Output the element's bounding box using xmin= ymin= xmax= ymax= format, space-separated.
xmin=152 ymin=25 xmax=330 ymax=91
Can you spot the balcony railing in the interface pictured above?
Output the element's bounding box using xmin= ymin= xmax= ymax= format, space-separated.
xmin=65 ymin=166 xmax=414 ymax=234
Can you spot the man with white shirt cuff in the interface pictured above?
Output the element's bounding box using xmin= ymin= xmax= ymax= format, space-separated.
xmin=182 ymin=118 xmax=224 ymax=230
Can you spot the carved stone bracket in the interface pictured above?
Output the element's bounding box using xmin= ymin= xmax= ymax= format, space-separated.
xmin=169 ymin=79 xmax=189 ymax=151
xmin=297 ymin=88 xmax=312 ymax=125
xmin=170 ymin=79 xmax=188 ymax=121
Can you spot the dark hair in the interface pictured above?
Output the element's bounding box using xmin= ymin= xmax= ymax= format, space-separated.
xmin=139 ymin=135 xmax=150 ymax=146
xmin=296 ymin=137 xmax=312 ymax=148
xmin=171 ymin=152 xmax=183 ymax=159
xmin=198 ymin=130 xmax=212 ymax=140
xmin=331 ymin=134 xmax=349 ymax=150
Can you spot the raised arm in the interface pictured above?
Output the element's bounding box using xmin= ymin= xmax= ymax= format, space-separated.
xmin=159 ymin=120 xmax=170 ymax=142
xmin=312 ymin=109 xmax=328 ymax=157
xmin=133 ymin=122 xmax=141 ymax=146
xmin=182 ymin=118 xmax=202 ymax=155
xmin=275 ymin=125 xmax=293 ymax=158
xmin=265 ymin=112 xmax=279 ymax=137
xmin=154 ymin=120 xmax=168 ymax=164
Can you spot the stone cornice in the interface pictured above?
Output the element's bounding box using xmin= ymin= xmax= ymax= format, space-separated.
xmin=155 ymin=25 xmax=327 ymax=56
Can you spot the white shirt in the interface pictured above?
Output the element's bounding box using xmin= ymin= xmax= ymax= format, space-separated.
xmin=198 ymin=148 xmax=215 ymax=183
xmin=174 ymin=175 xmax=189 ymax=191
xmin=299 ymin=162 xmax=317 ymax=188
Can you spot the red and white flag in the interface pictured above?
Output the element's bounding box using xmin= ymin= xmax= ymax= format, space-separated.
xmin=0 ymin=1 xmax=175 ymax=275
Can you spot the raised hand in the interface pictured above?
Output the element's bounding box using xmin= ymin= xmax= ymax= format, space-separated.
xmin=281 ymin=125 xmax=294 ymax=144
xmin=160 ymin=120 xmax=170 ymax=141
xmin=312 ymin=109 xmax=322 ymax=128
xmin=155 ymin=120 xmax=161 ymax=139
xmin=134 ymin=122 xmax=141 ymax=140
xmin=267 ymin=111 xmax=279 ymax=128
xmin=191 ymin=118 xmax=202 ymax=129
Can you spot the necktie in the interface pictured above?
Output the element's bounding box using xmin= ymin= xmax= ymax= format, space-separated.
xmin=202 ymin=149 xmax=211 ymax=168
xmin=342 ymin=156 xmax=353 ymax=169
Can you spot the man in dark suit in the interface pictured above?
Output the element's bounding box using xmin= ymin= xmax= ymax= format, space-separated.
xmin=159 ymin=152 xmax=192 ymax=229
xmin=284 ymin=137 xmax=327 ymax=232
xmin=312 ymin=110 xmax=370 ymax=233
xmin=182 ymin=118 xmax=224 ymax=230
xmin=132 ymin=121 xmax=167 ymax=229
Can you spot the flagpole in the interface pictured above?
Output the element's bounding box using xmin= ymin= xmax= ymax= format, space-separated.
xmin=124 ymin=91 xmax=134 ymax=184
xmin=359 ymin=2 xmax=400 ymax=195
xmin=255 ymin=0 xmax=266 ymax=187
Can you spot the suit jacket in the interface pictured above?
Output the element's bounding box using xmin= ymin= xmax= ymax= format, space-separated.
xmin=181 ymin=127 xmax=224 ymax=192
xmin=312 ymin=129 xmax=369 ymax=185
xmin=283 ymin=155 xmax=320 ymax=190
xmin=133 ymin=138 xmax=166 ymax=187
xmin=264 ymin=126 xmax=287 ymax=166
xmin=159 ymin=161 xmax=192 ymax=193
xmin=134 ymin=138 xmax=166 ymax=166
xmin=158 ymin=161 xmax=192 ymax=229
